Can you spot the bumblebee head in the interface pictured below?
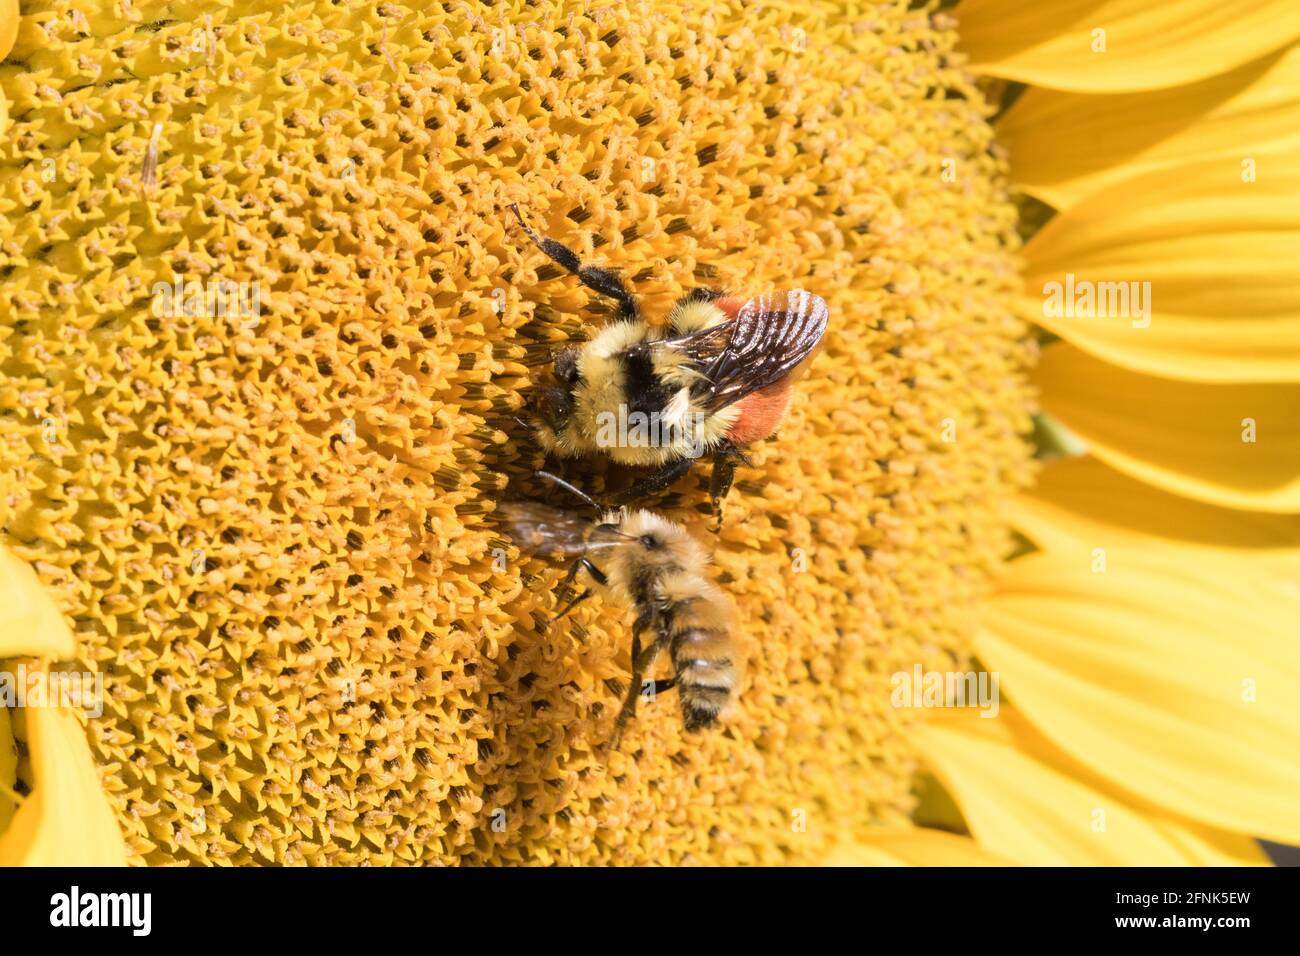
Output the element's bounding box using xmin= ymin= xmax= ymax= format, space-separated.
xmin=531 ymin=340 xmax=622 ymax=458
xmin=553 ymin=347 xmax=580 ymax=388
xmin=528 ymin=345 xmax=583 ymax=452
xmin=617 ymin=509 xmax=703 ymax=571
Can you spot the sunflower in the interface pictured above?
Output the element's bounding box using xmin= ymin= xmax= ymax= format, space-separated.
xmin=0 ymin=0 xmax=1295 ymax=867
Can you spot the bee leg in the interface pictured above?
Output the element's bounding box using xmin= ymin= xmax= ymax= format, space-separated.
xmin=611 ymin=629 xmax=668 ymax=749
xmin=575 ymin=265 xmax=640 ymax=324
xmin=581 ymin=561 xmax=609 ymax=586
xmin=549 ymin=588 xmax=592 ymax=629
xmin=684 ymin=287 xmax=725 ymax=304
xmin=610 ymin=681 xmax=647 ymax=750
xmin=560 ymin=557 xmax=608 ymax=589
xmin=709 ymin=456 xmax=738 ymax=533
xmin=609 ymin=612 xmax=650 ymax=743
xmin=706 ymin=440 xmax=752 ymax=531
xmin=508 ymin=204 xmax=640 ymax=323
xmin=549 ymin=558 xmax=608 ymax=631
xmin=608 ymin=455 xmax=697 ymax=506
xmin=559 ymin=557 xmax=583 ymax=588
xmin=649 ymin=678 xmax=677 ymax=695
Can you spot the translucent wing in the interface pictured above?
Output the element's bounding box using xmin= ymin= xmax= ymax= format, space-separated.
xmin=495 ymin=500 xmax=595 ymax=559
xmin=657 ymin=289 xmax=828 ymax=415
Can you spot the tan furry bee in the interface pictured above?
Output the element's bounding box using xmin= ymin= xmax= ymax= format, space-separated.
xmin=509 ymin=203 xmax=828 ymax=528
xmin=499 ymin=472 xmax=741 ymax=748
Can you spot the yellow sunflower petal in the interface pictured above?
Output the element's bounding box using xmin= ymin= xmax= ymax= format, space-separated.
xmin=0 ymin=707 xmax=128 ymax=867
xmin=0 ymin=547 xmax=77 ymax=660
xmin=0 ymin=0 xmax=19 ymax=62
xmin=955 ymin=0 xmax=1300 ymax=93
xmin=0 ymin=706 xmax=17 ymax=831
xmin=913 ymin=710 xmax=1270 ymax=865
xmin=1017 ymin=456 xmax=1300 ymax=560
xmin=1020 ymin=157 xmax=1300 ymax=383
xmin=825 ymin=829 xmax=1016 ymax=866
xmin=822 ymin=840 xmax=904 ymax=867
xmin=1035 ymin=344 xmax=1300 ymax=511
xmin=999 ymin=47 xmax=1300 ymax=210
xmin=979 ymin=548 xmax=1300 ymax=845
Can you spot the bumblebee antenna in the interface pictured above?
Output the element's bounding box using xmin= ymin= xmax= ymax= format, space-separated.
xmin=535 ymin=470 xmax=606 ymax=513
xmin=507 ymin=202 xmax=546 ymax=251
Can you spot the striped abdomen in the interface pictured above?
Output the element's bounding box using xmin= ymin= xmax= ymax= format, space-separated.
xmin=665 ymin=580 xmax=738 ymax=731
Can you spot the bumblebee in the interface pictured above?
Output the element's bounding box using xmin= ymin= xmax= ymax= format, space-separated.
xmin=499 ymin=473 xmax=741 ymax=748
xmin=509 ymin=204 xmax=828 ymax=528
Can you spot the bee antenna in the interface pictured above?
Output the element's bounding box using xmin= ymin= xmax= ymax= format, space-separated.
xmin=506 ymin=202 xmax=547 ymax=251
xmin=535 ymin=470 xmax=606 ymax=513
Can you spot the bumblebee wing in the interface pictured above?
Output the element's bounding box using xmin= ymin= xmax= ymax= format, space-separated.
xmin=495 ymin=500 xmax=594 ymax=559
xmin=657 ymin=321 xmax=732 ymax=363
xmin=658 ymin=289 xmax=828 ymax=414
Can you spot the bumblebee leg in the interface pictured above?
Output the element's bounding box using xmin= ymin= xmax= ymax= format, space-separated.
xmin=631 ymin=606 xmax=651 ymax=642
xmin=634 ymin=635 xmax=667 ymax=671
xmin=558 ymin=557 xmax=583 ymax=587
xmin=549 ymin=557 xmax=607 ymax=632
xmin=709 ymin=454 xmax=738 ymax=533
xmin=684 ymin=287 xmax=725 ymax=304
xmin=576 ymin=265 xmax=640 ymax=324
xmin=585 ymin=561 xmax=608 ymax=586
xmin=649 ymin=677 xmax=677 ymax=695
xmin=508 ymin=204 xmax=640 ymax=322
xmin=608 ymin=455 xmax=698 ymax=506
xmin=559 ymin=556 xmax=608 ymax=589
xmin=549 ymin=588 xmax=592 ymax=628
xmin=575 ymin=558 xmax=608 ymax=587
xmin=610 ymin=629 xmax=668 ymax=749
xmin=613 ymin=614 xmax=649 ymax=733
xmin=609 ymin=685 xmax=638 ymax=750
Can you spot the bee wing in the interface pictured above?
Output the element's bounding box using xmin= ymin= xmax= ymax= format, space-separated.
xmin=658 ymin=289 xmax=828 ymax=415
xmin=495 ymin=500 xmax=594 ymax=559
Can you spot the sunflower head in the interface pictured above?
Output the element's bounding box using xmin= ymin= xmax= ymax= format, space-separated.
xmin=0 ymin=0 xmax=1039 ymax=864
xmin=5 ymin=0 xmax=1294 ymax=869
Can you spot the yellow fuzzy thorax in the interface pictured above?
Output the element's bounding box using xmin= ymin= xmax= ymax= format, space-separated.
xmin=1 ymin=0 xmax=1033 ymax=864
xmin=539 ymin=316 xmax=739 ymax=465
